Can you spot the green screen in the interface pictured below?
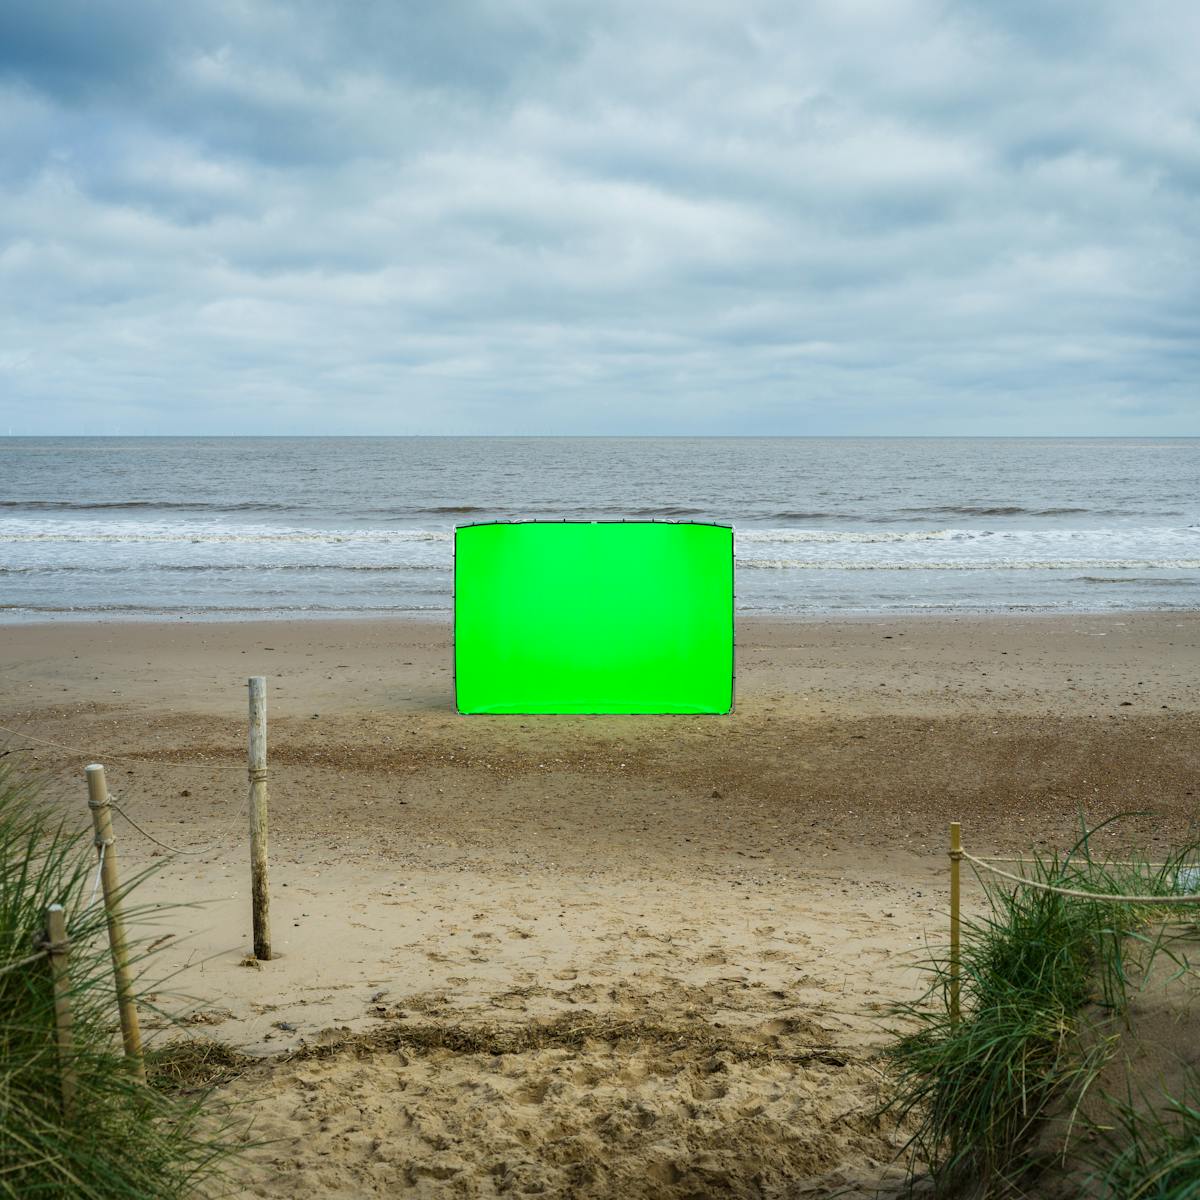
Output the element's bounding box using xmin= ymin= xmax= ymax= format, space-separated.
xmin=454 ymin=521 xmax=733 ymax=715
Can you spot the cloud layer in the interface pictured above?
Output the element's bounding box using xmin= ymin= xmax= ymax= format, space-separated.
xmin=1 ymin=0 xmax=1197 ymax=434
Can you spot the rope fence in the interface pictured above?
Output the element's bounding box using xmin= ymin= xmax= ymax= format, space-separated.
xmin=976 ymin=856 xmax=1181 ymax=869
xmin=109 ymin=799 xmax=247 ymax=858
xmin=0 ymin=720 xmax=248 ymax=771
xmin=947 ymin=820 xmax=1200 ymax=1023
xmin=0 ymin=752 xmax=250 ymax=1103
xmin=0 ymin=908 xmax=79 ymax=1116
xmin=0 ymin=713 xmax=255 ymax=857
xmin=8 ymin=680 xmax=1199 ymax=1113
xmin=0 ymin=675 xmax=275 ymax=1117
xmin=963 ymin=852 xmax=1200 ymax=905
xmin=2 ymin=680 xmax=272 ymax=957
xmin=0 ymin=949 xmax=53 ymax=978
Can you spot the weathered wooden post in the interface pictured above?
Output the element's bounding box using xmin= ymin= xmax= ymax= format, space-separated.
xmin=248 ymin=676 xmax=271 ymax=961
xmin=85 ymin=764 xmax=145 ymax=1080
xmin=949 ymin=821 xmax=962 ymax=1025
xmin=45 ymin=904 xmax=77 ymax=1119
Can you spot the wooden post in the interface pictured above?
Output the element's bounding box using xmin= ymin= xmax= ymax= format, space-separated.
xmin=949 ymin=821 xmax=962 ymax=1026
xmin=248 ymin=677 xmax=271 ymax=961
xmin=85 ymin=764 xmax=145 ymax=1080
xmin=45 ymin=904 xmax=77 ymax=1120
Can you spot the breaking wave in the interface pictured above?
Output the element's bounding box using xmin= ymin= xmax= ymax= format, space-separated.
xmin=739 ymin=558 xmax=1200 ymax=571
xmin=899 ymin=504 xmax=1092 ymax=517
xmin=737 ymin=528 xmax=962 ymax=544
xmin=0 ymin=499 xmax=295 ymax=513
xmin=0 ymin=563 xmax=450 ymax=574
xmin=0 ymin=526 xmax=453 ymax=544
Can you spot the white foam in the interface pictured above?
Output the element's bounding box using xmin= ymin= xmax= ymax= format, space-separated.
xmin=0 ymin=519 xmax=452 ymax=544
xmin=736 ymin=527 xmax=963 ymax=544
xmin=2 ymin=518 xmax=1197 ymax=588
xmin=739 ymin=557 xmax=1200 ymax=571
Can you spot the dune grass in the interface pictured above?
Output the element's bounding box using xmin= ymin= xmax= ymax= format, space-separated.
xmin=1089 ymin=1072 xmax=1200 ymax=1200
xmin=884 ymin=819 xmax=1200 ymax=1197
xmin=0 ymin=759 xmax=239 ymax=1199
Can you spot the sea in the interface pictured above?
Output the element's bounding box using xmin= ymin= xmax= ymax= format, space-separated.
xmin=1 ymin=437 xmax=1197 ymax=622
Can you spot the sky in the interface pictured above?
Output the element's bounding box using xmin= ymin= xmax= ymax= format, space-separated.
xmin=0 ymin=1 xmax=1197 ymax=436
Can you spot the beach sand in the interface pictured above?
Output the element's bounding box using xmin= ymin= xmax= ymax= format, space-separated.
xmin=2 ymin=612 xmax=1198 ymax=1197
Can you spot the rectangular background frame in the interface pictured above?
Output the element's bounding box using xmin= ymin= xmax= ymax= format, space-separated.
xmin=453 ymin=520 xmax=734 ymax=715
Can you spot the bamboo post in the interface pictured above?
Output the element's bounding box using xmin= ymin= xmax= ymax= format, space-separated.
xmin=248 ymin=676 xmax=271 ymax=961
xmin=949 ymin=821 xmax=962 ymax=1026
xmin=45 ymin=904 xmax=77 ymax=1120
xmin=85 ymin=764 xmax=145 ymax=1080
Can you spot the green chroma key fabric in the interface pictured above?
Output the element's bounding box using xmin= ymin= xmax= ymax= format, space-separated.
xmin=454 ymin=521 xmax=734 ymax=714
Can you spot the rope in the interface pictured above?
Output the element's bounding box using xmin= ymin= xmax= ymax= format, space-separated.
xmin=978 ymin=856 xmax=1182 ymax=869
xmin=110 ymin=801 xmax=250 ymax=859
xmin=963 ymin=852 xmax=1200 ymax=906
xmin=0 ymin=721 xmax=246 ymax=771
xmin=0 ymin=950 xmax=49 ymax=977
xmin=1 ymin=721 xmax=255 ymax=856
xmin=86 ymin=842 xmax=106 ymax=907
xmin=111 ymin=801 xmax=235 ymax=859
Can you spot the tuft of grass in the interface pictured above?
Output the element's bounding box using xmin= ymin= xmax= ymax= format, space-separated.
xmin=1088 ymin=1072 xmax=1200 ymax=1200
xmin=883 ymin=817 xmax=1200 ymax=1196
xmin=0 ymin=757 xmax=241 ymax=1199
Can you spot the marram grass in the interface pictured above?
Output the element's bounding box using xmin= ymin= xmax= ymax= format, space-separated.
xmin=1088 ymin=1072 xmax=1200 ymax=1200
xmin=883 ymin=818 xmax=1200 ymax=1198
xmin=0 ymin=759 xmax=240 ymax=1198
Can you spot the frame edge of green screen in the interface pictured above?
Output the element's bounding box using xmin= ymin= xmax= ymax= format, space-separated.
xmin=452 ymin=519 xmax=736 ymax=716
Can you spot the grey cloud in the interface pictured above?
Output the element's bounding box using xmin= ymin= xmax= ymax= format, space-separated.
xmin=0 ymin=0 xmax=1197 ymax=434
xmin=0 ymin=2 xmax=198 ymax=99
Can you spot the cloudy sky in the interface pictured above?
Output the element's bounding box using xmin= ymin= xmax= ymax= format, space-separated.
xmin=1 ymin=1 xmax=1196 ymax=435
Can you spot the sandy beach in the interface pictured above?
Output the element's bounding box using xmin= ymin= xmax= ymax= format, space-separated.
xmin=2 ymin=612 xmax=1198 ymax=1197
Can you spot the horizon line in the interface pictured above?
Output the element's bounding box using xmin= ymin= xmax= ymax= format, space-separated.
xmin=3 ymin=433 xmax=1198 ymax=441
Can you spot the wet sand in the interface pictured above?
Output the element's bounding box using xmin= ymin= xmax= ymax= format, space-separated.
xmin=2 ymin=612 xmax=1198 ymax=1197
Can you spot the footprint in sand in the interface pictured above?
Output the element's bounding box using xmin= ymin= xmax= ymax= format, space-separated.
xmin=491 ymin=993 xmax=528 ymax=1011
xmin=690 ymin=1076 xmax=730 ymax=1102
xmin=511 ymin=1078 xmax=552 ymax=1105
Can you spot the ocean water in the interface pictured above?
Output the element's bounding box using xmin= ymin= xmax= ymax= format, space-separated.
xmin=1 ymin=436 xmax=1197 ymax=621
